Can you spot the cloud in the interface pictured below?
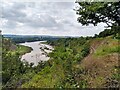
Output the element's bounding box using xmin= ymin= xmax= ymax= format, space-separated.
xmin=25 ymin=14 xmax=58 ymax=28
xmin=1 ymin=1 xmax=106 ymax=36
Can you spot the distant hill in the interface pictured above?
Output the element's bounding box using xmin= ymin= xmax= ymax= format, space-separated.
xmin=3 ymin=34 xmax=72 ymax=38
xmin=2 ymin=34 xmax=63 ymax=43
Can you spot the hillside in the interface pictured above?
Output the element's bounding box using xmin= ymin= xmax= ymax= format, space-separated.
xmin=21 ymin=36 xmax=119 ymax=88
xmin=75 ymin=37 xmax=119 ymax=88
xmin=2 ymin=37 xmax=33 ymax=88
xmin=1 ymin=1 xmax=120 ymax=89
xmin=2 ymin=34 xmax=119 ymax=88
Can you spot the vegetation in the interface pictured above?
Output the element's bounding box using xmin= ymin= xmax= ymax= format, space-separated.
xmin=75 ymin=1 xmax=120 ymax=26
xmin=21 ymin=35 xmax=119 ymax=88
xmin=2 ymin=31 xmax=119 ymax=88
xmin=2 ymin=37 xmax=32 ymax=87
xmin=22 ymin=37 xmax=90 ymax=88
xmin=16 ymin=45 xmax=32 ymax=55
xmin=2 ymin=36 xmax=91 ymax=88
xmin=3 ymin=35 xmax=61 ymax=43
xmin=1 ymin=1 xmax=120 ymax=89
xmin=94 ymin=37 xmax=119 ymax=56
xmin=94 ymin=27 xmax=119 ymax=39
xmin=74 ymin=3 xmax=119 ymax=87
xmin=75 ymin=1 xmax=120 ymax=39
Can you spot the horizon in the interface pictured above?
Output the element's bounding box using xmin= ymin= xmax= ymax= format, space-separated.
xmin=2 ymin=33 xmax=85 ymax=37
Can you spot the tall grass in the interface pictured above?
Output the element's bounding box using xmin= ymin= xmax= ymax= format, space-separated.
xmin=94 ymin=39 xmax=119 ymax=56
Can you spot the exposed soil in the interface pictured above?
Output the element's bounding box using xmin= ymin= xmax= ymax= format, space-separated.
xmin=79 ymin=39 xmax=119 ymax=88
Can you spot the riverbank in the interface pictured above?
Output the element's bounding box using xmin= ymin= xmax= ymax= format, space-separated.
xmin=17 ymin=45 xmax=33 ymax=56
xmin=19 ymin=41 xmax=53 ymax=66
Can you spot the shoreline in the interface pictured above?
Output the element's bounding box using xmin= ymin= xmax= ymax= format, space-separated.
xmin=19 ymin=41 xmax=53 ymax=66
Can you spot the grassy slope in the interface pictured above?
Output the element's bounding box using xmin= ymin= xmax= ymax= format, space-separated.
xmin=94 ymin=37 xmax=119 ymax=56
xmin=76 ymin=37 xmax=119 ymax=88
xmin=22 ymin=36 xmax=119 ymax=88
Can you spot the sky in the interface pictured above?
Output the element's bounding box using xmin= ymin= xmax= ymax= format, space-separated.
xmin=0 ymin=0 xmax=107 ymax=36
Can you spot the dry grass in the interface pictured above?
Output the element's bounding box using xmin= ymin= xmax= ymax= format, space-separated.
xmin=76 ymin=37 xmax=119 ymax=88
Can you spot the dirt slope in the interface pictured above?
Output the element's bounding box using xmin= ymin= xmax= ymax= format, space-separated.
xmin=79 ymin=38 xmax=119 ymax=88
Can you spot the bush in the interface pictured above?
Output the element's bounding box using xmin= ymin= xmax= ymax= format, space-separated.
xmin=81 ymin=44 xmax=90 ymax=57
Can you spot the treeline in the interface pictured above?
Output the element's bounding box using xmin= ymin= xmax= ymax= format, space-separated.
xmin=3 ymin=35 xmax=61 ymax=43
xmin=94 ymin=26 xmax=119 ymax=39
xmin=11 ymin=37 xmax=59 ymax=43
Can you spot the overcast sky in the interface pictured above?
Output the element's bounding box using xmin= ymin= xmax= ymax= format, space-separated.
xmin=1 ymin=1 xmax=106 ymax=36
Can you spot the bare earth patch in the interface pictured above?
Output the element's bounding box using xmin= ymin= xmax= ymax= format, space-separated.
xmin=79 ymin=38 xmax=119 ymax=88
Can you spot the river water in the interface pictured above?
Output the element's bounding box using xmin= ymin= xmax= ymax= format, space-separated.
xmin=19 ymin=41 xmax=53 ymax=66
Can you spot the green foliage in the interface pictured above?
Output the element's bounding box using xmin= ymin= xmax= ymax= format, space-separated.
xmin=81 ymin=44 xmax=90 ymax=57
xmin=2 ymin=35 xmax=119 ymax=88
xmin=94 ymin=38 xmax=119 ymax=56
xmin=94 ymin=26 xmax=120 ymax=38
xmin=22 ymin=37 xmax=90 ymax=88
xmin=16 ymin=45 xmax=32 ymax=55
xmin=2 ymin=37 xmax=35 ymax=88
xmin=75 ymin=2 xmax=120 ymax=26
xmin=4 ymin=35 xmax=59 ymax=43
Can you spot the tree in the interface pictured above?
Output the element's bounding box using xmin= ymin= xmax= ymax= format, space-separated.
xmin=75 ymin=1 xmax=120 ymax=27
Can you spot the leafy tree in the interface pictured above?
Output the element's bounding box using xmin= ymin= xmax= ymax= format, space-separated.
xmin=75 ymin=1 xmax=120 ymax=27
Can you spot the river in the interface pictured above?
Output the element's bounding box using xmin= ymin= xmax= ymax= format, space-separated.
xmin=19 ymin=41 xmax=53 ymax=66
